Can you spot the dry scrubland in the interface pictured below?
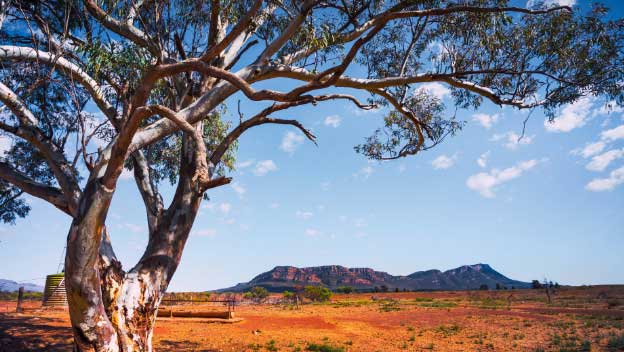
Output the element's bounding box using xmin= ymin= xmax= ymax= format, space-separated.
xmin=1 ymin=286 xmax=623 ymax=351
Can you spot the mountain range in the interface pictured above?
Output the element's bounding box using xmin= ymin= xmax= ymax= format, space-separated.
xmin=0 ymin=279 xmax=44 ymax=292
xmin=219 ymin=264 xmax=532 ymax=292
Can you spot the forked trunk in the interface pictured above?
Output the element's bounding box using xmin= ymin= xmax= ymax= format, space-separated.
xmin=66 ymin=176 xmax=202 ymax=351
xmin=66 ymin=131 xmax=204 ymax=351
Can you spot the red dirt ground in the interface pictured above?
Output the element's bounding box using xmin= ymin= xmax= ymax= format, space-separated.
xmin=1 ymin=286 xmax=623 ymax=351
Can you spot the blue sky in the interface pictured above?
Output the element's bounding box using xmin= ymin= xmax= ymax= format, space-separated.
xmin=0 ymin=0 xmax=623 ymax=291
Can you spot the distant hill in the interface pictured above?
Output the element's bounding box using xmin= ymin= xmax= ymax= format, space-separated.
xmin=0 ymin=279 xmax=44 ymax=292
xmin=219 ymin=264 xmax=531 ymax=292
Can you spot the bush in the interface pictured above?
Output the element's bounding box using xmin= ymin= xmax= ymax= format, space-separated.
xmin=336 ymin=286 xmax=354 ymax=294
xmin=607 ymin=333 xmax=624 ymax=350
xmin=304 ymin=286 xmax=332 ymax=302
xmin=245 ymin=286 xmax=269 ymax=303
xmin=306 ymin=343 xmax=344 ymax=352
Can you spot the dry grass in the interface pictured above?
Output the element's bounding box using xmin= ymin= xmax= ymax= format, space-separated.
xmin=1 ymin=286 xmax=623 ymax=351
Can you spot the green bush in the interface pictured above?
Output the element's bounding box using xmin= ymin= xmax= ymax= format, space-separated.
xmin=608 ymin=332 xmax=624 ymax=350
xmin=335 ymin=286 xmax=354 ymax=294
xmin=304 ymin=286 xmax=332 ymax=302
xmin=306 ymin=343 xmax=344 ymax=352
xmin=0 ymin=291 xmax=43 ymax=301
xmin=245 ymin=286 xmax=269 ymax=302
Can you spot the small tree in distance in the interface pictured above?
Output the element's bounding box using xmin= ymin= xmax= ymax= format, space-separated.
xmin=304 ymin=286 xmax=333 ymax=302
xmin=245 ymin=286 xmax=269 ymax=304
xmin=336 ymin=286 xmax=355 ymax=294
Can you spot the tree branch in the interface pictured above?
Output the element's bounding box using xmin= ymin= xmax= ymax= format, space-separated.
xmin=281 ymin=4 xmax=570 ymax=65
xmin=255 ymin=0 xmax=317 ymax=64
xmin=130 ymin=150 xmax=163 ymax=233
xmin=0 ymin=82 xmax=81 ymax=214
xmin=0 ymin=161 xmax=70 ymax=214
xmin=201 ymin=0 xmax=263 ymax=62
xmin=83 ymin=0 xmax=162 ymax=58
xmin=0 ymin=45 xmax=118 ymax=121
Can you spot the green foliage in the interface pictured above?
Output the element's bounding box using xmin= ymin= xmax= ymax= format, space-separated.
xmin=0 ymin=180 xmax=30 ymax=224
xmin=305 ymin=343 xmax=344 ymax=352
xmin=607 ymin=332 xmax=624 ymax=350
xmin=303 ymin=286 xmax=332 ymax=302
xmin=265 ymin=339 xmax=278 ymax=352
xmin=77 ymin=40 xmax=151 ymax=87
xmin=335 ymin=286 xmax=354 ymax=294
xmin=436 ymin=324 xmax=461 ymax=337
xmin=0 ymin=291 xmax=43 ymax=301
xmin=417 ymin=299 xmax=458 ymax=308
xmin=379 ymin=299 xmax=401 ymax=312
xmin=245 ymin=286 xmax=269 ymax=303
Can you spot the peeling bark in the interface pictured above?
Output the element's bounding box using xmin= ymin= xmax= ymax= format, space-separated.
xmin=65 ymin=181 xmax=119 ymax=352
xmin=66 ymin=127 xmax=205 ymax=351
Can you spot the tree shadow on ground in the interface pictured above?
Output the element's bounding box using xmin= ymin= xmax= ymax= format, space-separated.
xmin=0 ymin=313 xmax=73 ymax=351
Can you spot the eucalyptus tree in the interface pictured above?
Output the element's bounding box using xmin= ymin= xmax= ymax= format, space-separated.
xmin=0 ymin=0 xmax=622 ymax=351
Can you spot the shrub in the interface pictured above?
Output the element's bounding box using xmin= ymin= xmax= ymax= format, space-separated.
xmin=245 ymin=286 xmax=269 ymax=303
xmin=304 ymin=286 xmax=332 ymax=302
xmin=607 ymin=333 xmax=624 ymax=350
xmin=306 ymin=343 xmax=344 ymax=352
xmin=336 ymin=286 xmax=354 ymax=294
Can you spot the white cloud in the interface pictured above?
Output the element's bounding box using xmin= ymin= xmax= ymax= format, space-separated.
xmin=305 ymin=228 xmax=321 ymax=237
xmin=346 ymin=104 xmax=381 ymax=116
xmin=585 ymin=149 xmax=624 ymax=172
xmin=354 ymin=218 xmax=367 ymax=228
xmin=324 ymin=115 xmax=341 ymax=128
xmin=601 ymin=125 xmax=624 ymax=142
xmin=466 ymin=159 xmax=541 ymax=198
xmin=231 ymin=182 xmax=246 ymax=196
xmin=296 ymin=210 xmax=314 ymax=220
xmin=416 ymin=82 xmax=451 ymax=99
xmin=237 ymin=159 xmax=255 ymax=169
xmin=544 ymin=97 xmax=592 ymax=133
xmin=0 ymin=135 xmax=12 ymax=155
xmin=527 ymin=0 xmax=576 ymax=9
xmin=593 ymin=101 xmax=623 ymax=117
xmin=586 ymin=166 xmax=624 ymax=192
xmin=193 ymin=228 xmax=217 ymax=237
xmin=573 ymin=141 xmax=606 ymax=159
xmin=432 ymin=154 xmax=457 ymax=169
xmin=321 ymin=181 xmax=331 ymax=191
xmin=219 ymin=202 xmax=232 ymax=214
xmin=477 ymin=151 xmax=490 ymax=168
xmin=491 ymin=131 xmax=534 ymax=150
xmin=253 ymin=160 xmax=278 ymax=176
xmin=472 ymin=113 xmax=500 ymax=129
xmin=353 ymin=165 xmax=374 ymax=179
xmin=280 ymin=131 xmax=304 ymax=155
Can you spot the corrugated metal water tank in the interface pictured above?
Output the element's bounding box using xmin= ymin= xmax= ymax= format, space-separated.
xmin=42 ymin=273 xmax=67 ymax=307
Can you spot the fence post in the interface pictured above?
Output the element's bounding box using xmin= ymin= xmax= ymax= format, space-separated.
xmin=16 ymin=286 xmax=24 ymax=313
